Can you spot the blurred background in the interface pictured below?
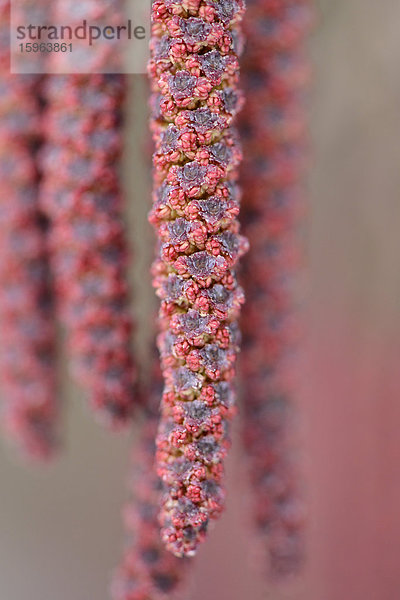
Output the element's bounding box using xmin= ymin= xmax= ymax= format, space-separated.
xmin=1 ymin=0 xmax=399 ymax=598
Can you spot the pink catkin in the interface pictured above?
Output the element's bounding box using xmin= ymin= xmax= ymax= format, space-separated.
xmin=239 ymin=0 xmax=313 ymax=578
xmin=112 ymin=379 xmax=189 ymax=600
xmin=0 ymin=3 xmax=58 ymax=459
xmin=149 ymin=0 xmax=248 ymax=557
xmin=39 ymin=2 xmax=136 ymax=429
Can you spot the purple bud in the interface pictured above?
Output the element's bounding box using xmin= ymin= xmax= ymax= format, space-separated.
xmin=200 ymin=344 xmax=228 ymax=371
xmin=189 ymin=108 xmax=221 ymax=133
xmin=213 ymin=0 xmax=238 ymax=24
xmin=230 ymin=29 xmax=244 ymax=55
xmin=225 ymin=181 xmax=241 ymax=204
xmin=170 ymin=457 xmax=193 ymax=478
xmin=186 ymin=251 xmax=216 ymax=279
xmin=201 ymin=479 xmax=221 ymax=498
xmin=197 ymin=197 xmax=227 ymax=224
xmin=159 ymin=331 xmax=177 ymax=356
xmin=163 ymin=274 xmax=186 ymax=302
xmin=176 ymin=497 xmax=201 ymax=519
xmin=156 ymin=35 xmax=172 ymax=59
xmin=220 ymin=87 xmax=240 ymax=114
xmin=150 ymin=93 xmax=163 ymax=120
xmin=209 ymin=141 xmax=232 ymax=166
xmin=156 ymin=182 xmax=174 ymax=205
xmin=178 ymin=161 xmax=207 ymax=189
xmin=180 ymin=309 xmax=209 ymax=336
xmin=161 ymin=125 xmax=180 ymax=152
xmin=180 ymin=17 xmax=210 ymax=42
xmin=207 ymin=283 xmax=230 ymax=304
xmin=201 ymin=50 xmax=226 ymax=82
xmin=228 ymin=322 xmax=241 ymax=346
xmin=195 ymin=435 xmax=220 ymax=462
xmin=183 ymin=400 xmax=211 ymax=421
xmin=216 ymin=231 xmax=239 ymax=258
xmin=212 ymin=381 xmax=235 ymax=407
xmin=173 ymin=367 xmax=203 ymax=393
xmin=168 ymin=217 xmax=190 ymax=243
xmin=169 ymin=71 xmax=197 ymax=101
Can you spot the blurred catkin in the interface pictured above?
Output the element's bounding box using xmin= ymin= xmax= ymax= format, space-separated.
xmin=39 ymin=1 xmax=137 ymax=429
xmin=239 ymin=0 xmax=313 ymax=579
xmin=0 ymin=1 xmax=58 ymax=460
xmin=112 ymin=373 xmax=189 ymax=600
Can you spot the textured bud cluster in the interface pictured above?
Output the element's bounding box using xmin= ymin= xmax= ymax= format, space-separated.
xmin=39 ymin=2 xmax=136 ymax=428
xmin=0 ymin=2 xmax=58 ymax=459
xmin=112 ymin=379 xmax=188 ymax=600
xmin=149 ymin=0 xmax=247 ymax=556
xmin=239 ymin=0 xmax=313 ymax=578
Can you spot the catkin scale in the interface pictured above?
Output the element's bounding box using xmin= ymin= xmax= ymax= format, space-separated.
xmin=149 ymin=0 xmax=247 ymax=557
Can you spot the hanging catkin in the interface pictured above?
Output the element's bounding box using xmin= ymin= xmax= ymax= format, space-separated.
xmin=38 ymin=0 xmax=137 ymax=428
xmin=112 ymin=376 xmax=188 ymax=600
xmin=40 ymin=73 xmax=136 ymax=428
xmin=149 ymin=0 xmax=247 ymax=557
xmin=0 ymin=2 xmax=58 ymax=459
xmin=239 ymin=0 xmax=313 ymax=578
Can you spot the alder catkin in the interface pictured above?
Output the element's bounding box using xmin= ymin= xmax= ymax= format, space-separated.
xmin=239 ymin=0 xmax=313 ymax=578
xmin=112 ymin=382 xmax=188 ymax=600
xmin=0 ymin=2 xmax=58 ymax=459
xmin=40 ymin=71 xmax=137 ymax=428
xmin=149 ymin=0 xmax=248 ymax=557
xmin=37 ymin=0 xmax=138 ymax=428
